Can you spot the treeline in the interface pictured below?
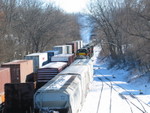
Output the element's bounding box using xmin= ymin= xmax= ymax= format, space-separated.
xmin=0 ymin=0 xmax=80 ymax=63
xmin=89 ymin=0 xmax=150 ymax=73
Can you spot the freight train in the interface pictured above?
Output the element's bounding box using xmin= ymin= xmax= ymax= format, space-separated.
xmin=0 ymin=40 xmax=95 ymax=113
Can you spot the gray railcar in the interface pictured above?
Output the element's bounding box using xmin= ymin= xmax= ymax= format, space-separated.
xmin=34 ymin=59 xmax=93 ymax=113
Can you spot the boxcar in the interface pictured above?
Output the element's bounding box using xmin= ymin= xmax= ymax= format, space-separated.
xmin=4 ymin=83 xmax=35 ymax=113
xmin=1 ymin=60 xmax=33 ymax=83
xmin=36 ymin=62 xmax=67 ymax=89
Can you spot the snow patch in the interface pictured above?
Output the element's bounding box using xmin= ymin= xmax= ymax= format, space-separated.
xmin=80 ymin=46 xmax=150 ymax=113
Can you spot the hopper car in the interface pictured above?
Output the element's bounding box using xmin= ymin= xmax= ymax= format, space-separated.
xmin=34 ymin=59 xmax=93 ymax=113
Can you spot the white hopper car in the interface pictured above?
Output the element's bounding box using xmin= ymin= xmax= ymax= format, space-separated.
xmin=34 ymin=59 xmax=93 ymax=113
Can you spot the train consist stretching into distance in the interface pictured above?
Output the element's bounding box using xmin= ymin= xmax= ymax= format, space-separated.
xmin=0 ymin=40 xmax=95 ymax=113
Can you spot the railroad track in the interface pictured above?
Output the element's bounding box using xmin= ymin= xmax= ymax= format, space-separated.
xmin=98 ymin=76 xmax=138 ymax=113
xmin=97 ymin=72 xmax=150 ymax=113
xmin=95 ymin=76 xmax=113 ymax=113
xmin=96 ymin=77 xmax=104 ymax=113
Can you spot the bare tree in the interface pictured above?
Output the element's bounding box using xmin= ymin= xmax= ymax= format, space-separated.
xmin=88 ymin=0 xmax=125 ymax=60
xmin=0 ymin=0 xmax=81 ymax=63
xmin=88 ymin=0 xmax=150 ymax=72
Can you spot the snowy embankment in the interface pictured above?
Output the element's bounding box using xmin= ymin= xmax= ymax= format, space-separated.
xmin=80 ymin=45 xmax=150 ymax=113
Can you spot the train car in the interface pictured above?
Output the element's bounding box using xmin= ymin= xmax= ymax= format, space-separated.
xmin=70 ymin=59 xmax=93 ymax=82
xmin=44 ymin=50 xmax=59 ymax=62
xmin=34 ymin=74 xmax=81 ymax=113
xmin=37 ymin=62 xmax=67 ymax=83
xmin=25 ymin=53 xmax=48 ymax=72
xmin=53 ymin=45 xmax=67 ymax=54
xmin=4 ymin=83 xmax=35 ymax=113
xmin=36 ymin=62 xmax=67 ymax=89
xmin=1 ymin=60 xmax=33 ymax=83
xmin=0 ymin=68 xmax=11 ymax=113
xmin=59 ymin=59 xmax=93 ymax=103
xmin=75 ymin=40 xmax=83 ymax=49
xmin=34 ymin=59 xmax=93 ymax=113
xmin=76 ymin=42 xmax=94 ymax=59
xmin=51 ymin=54 xmax=75 ymax=66
xmin=66 ymin=45 xmax=73 ymax=54
xmin=76 ymin=48 xmax=89 ymax=59
xmin=66 ymin=42 xmax=77 ymax=54
xmin=73 ymin=41 xmax=80 ymax=50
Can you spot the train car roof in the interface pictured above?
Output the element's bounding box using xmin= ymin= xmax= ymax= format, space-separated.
xmin=40 ymin=62 xmax=67 ymax=69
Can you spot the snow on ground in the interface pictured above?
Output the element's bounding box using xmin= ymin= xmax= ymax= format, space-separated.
xmin=80 ymin=45 xmax=150 ymax=113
